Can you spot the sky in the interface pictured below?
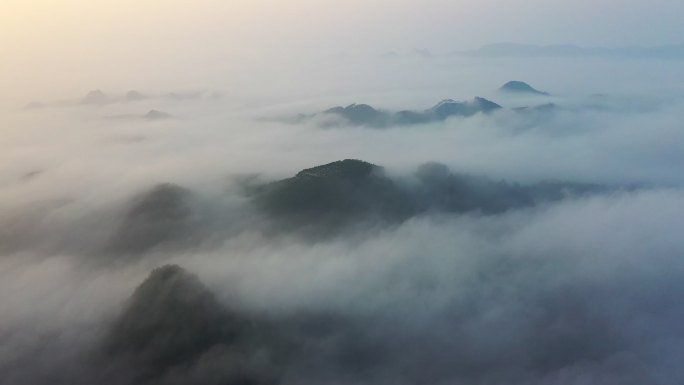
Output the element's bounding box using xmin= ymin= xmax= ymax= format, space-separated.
xmin=2 ymin=0 xmax=684 ymax=102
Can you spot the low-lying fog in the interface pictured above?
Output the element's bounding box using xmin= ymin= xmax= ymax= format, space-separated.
xmin=1 ymin=56 xmax=684 ymax=385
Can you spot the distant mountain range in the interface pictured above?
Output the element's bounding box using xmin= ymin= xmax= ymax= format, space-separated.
xmin=456 ymin=43 xmax=684 ymax=60
xmin=104 ymin=109 xmax=173 ymax=122
xmin=292 ymin=81 xmax=555 ymax=128
xmin=297 ymin=97 xmax=504 ymax=128
xmin=380 ymin=48 xmax=434 ymax=59
xmin=23 ymin=89 xmax=221 ymax=110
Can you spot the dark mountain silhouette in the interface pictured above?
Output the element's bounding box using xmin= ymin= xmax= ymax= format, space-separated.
xmin=500 ymin=81 xmax=550 ymax=96
xmin=252 ymin=160 xmax=414 ymax=232
xmin=410 ymin=162 xmax=599 ymax=214
xmin=93 ymin=259 xmax=631 ymax=385
xmin=324 ymin=104 xmax=390 ymax=126
xmin=426 ymin=97 xmax=502 ymax=120
xmin=104 ymin=160 xmax=603 ymax=244
xmin=144 ymin=109 xmax=172 ymax=120
xmin=319 ymin=97 xmax=502 ymax=127
xmin=104 ymin=265 xmax=278 ymax=385
xmin=107 ymin=265 xmax=237 ymax=369
xmin=393 ymin=109 xmax=433 ymax=125
xmin=100 ymin=264 xmax=395 ymax=385
xmin=250 ymin=159 xmax=601 ymax=234
xmin=107 ymin=184 xmax=200 ymax=254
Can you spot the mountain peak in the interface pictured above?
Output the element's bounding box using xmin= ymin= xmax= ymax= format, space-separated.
xmin=295 ymin=159 xmax=380 ymax=180
xmin=428 ymin=97 xmax=501 ymax=119
xmin=324 ymin=104 xmax=387 ymax=126
xmin=81 ymin=90 xmax=113 ymax=105
xmin=105 ymin=265 xmax=243 ymax=377
xmin=471 ymin=96 xmax=503 ymax=109
xmin=500 ymin=81 xmax=550 ymax=96
xmin=126 ymin=90 xmax=146 ymax=101
xmin=144 ymin=109 xmax=172 ymax=120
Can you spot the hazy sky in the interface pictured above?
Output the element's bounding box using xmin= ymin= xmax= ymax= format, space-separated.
xmin=4 ymin=0 xmax=683 ymax=55
xmin=2 ymin=0 xmax=684 ymax=102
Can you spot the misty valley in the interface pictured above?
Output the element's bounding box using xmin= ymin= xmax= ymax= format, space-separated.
xmin=2 ymin=6 xmax=684 ymax=383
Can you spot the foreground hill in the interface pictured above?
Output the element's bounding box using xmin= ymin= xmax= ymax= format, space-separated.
xmin=101 ymin=265 xmax=383 ymax=384
xmin=103 ymin=265 xmax=280 ymax=384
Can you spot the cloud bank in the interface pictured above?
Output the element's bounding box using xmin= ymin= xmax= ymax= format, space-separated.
xmin=1 ymin=55 xmax=683 ymax=384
